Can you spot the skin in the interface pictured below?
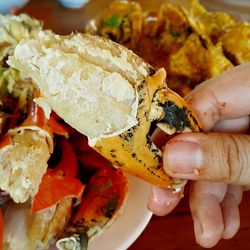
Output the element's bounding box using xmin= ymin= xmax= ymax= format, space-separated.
xmin=148 ymin=62 xmax=250 ymax=248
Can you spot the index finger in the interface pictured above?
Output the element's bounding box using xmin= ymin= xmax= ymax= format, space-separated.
xmin=185 ymin=63 xmax=250 ymax=131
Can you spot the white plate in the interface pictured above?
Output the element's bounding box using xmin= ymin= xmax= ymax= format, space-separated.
xmin=88 ymin=175 xmax=152 ymax=250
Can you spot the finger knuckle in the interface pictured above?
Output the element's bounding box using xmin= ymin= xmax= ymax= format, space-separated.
xmin=221 ymin=135 xmax=250 ymax=184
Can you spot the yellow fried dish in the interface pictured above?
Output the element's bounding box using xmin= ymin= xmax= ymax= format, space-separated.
xmin=220 ymin=23 xmax=250 ymax=64
xmin=92 ymin=0 xmax=250 ymax=96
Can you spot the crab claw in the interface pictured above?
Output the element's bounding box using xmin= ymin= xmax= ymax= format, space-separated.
xmin=94 ymin=68 xmax=201 ymax=189
xmin=8 ymin=31 xmax=201 ymax=189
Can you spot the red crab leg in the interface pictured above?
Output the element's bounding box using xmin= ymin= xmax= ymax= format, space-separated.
xmin=8 ymin=94 xmax=54 ymax=153
xmin=58 ymin=164 xmax=128 ymax=248
xmin=31 ymin=173 xmax=84 ymax=213
xmin=0 ymin=108 xmax=20 ymax=134
xmin=78 ymin=150 xmax=109 ymax=171
xmin=20 ymin=98 xmax=53 ymax=138
xmin=73 ymin=166 xmax=127 ymax=223
xmin=68 ymin=131 xmax=91 ymax=153
xmin=15 ymin=92 xmax=68 ymax=138
xmin=0 ymin=134 xmax=12 ymax=149
xmin=69 ymin=131 xmax=108 ymax=170
xmin=49 ymin=115 xmax=69 ymax=138
xmin=6 ymin=106 xmax=21 ymax=131
xmin=31 ymin=139 xmax=85 ymax=213
xmin=52 ymin=139 xmax=78 ymax=177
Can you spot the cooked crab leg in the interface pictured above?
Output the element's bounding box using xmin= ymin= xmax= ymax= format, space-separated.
xmin=49 ymin=113 xmax=69 ymax=138
xmin=2 ymin=198 xmax=73 ymax=250
xmin=28 ymin=138 xmax=84 ymax=249
xmin=10 ymin=91 xmax=54 ymax=151
xmin=31 ymin=138 xmax=85 ymax=213
xmin=0 ymin=99 xmax=52 ymax=203
xmin=2 ymin=137 xmax=84 ymax=250
xmin=56 ymin=163 xmax=128 ymax=250
xmin=0 ymin=134 xmax=11 ymax=148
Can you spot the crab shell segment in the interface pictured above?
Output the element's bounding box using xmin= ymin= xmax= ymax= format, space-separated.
xmin=0 ymin=134 xmax=12 ymax=149
xmin=2 ymin=198 xmax=73 ymax=250
xmin=152 ymin=87 xmax=202 ymax=135
xmin=8 ymin=98 xmax=54 ymax=153
xmin=31 ymin=138 xmax=85 ymax=213
xmin=0 ymin=98 xmax=54 ymax=203
xmin=49 ymin=114 xmax=69 ymax=139
xmin=56 ymin=165 xmax=128 ymax=250
xmin=93 ymin=68 xmax=201 ymax=189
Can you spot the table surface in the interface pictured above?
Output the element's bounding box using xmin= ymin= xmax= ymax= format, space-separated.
xmin=17 ymin=0 xmax=250 ymax=249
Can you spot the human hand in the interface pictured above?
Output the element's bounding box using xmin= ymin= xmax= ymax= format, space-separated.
xmin=148 ymin=62 xmax=250 ymax=248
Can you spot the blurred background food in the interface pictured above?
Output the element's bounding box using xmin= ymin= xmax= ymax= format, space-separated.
xmin=85 ymin=0 xmax=250 ymax=96
xmin=6 ymin=0 xmax=247 ymax=97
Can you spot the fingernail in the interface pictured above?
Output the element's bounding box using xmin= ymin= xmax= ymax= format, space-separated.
xmin=148 ymin=186 xmax=182 ymax=216
xmin=164 ymin=141 xmax=203 ymax=174
xmin=148 ymin=186 xmax=167 ymax=208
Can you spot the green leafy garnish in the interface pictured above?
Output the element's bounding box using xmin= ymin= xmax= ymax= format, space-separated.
xmin=170 ymin=30 xmax=180 ymax=37
xmin=106 ymin=14 xmax=120 ymax=28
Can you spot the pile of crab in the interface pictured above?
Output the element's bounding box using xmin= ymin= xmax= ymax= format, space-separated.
xmin=0 ymin=14 xmax=128 ymax=250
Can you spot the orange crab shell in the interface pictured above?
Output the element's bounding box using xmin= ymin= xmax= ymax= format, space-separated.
xmin=31 ymin=138 xmax=85 ymax=213
xmin=93 ymin=68 xmax=201 ymax=189
xmin=0 ymin=134 xmax=12 ymax=149
xmin=57 ymin=163 xmax=128 ymax=249
xmin=8 ymin=99 xmax=54 ymax=153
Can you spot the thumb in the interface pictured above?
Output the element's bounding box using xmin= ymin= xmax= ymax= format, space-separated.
xmin=163 ymin=133 xmax=250 ymax=186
